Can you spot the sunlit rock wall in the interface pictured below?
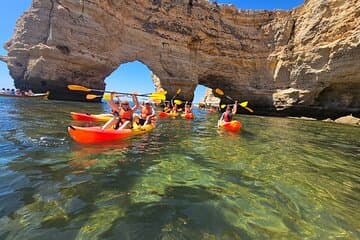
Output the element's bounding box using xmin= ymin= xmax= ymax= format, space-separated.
xmin=1 ymin=0 xmax=359 ymax=117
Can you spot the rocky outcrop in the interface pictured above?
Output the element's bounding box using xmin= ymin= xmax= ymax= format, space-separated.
xmin=1 ymin=0 xmax=359 ymax=118
xmin=334 ymin=115 xmax=360 ymax=126
xmin=201 ymin=88 xmax=220 ymax=106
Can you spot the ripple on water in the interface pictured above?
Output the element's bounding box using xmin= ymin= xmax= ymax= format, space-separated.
xmin=0 ymin=101 xmax=360 ymax=239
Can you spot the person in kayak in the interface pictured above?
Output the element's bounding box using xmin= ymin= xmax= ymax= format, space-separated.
xmin=184 ymin=101 xmax=193 ymax=114
xmin=102 ymin=92 xmax=139 ymax=130
xmin=136 ymin=101 xmax=156 ymax=126
xmin=218 ymin=100 xmax=238 ymax=127
xmin=163 ymin=101 xmax=171 ymax=113
xmin=170 ymin=102 xmax=179 ymax=114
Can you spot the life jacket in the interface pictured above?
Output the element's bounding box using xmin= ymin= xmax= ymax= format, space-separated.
xmin=223 ymin=112 xmax=232 ymax=122
xmin=184 ymin=107 xmax=191 ymax=114
xmin=141 ymin=107 xmax=152 ymax=118
xmin=120 ymin=108 xmax=132 ymax=121
xmin=171 ymin=106 xmax=177 ymax=113
xmin=113 ymin=108 xmax=132 ymax=130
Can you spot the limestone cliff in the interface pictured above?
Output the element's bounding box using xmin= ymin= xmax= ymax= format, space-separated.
xmin=1 ymin=0 xmax=359 ymax=117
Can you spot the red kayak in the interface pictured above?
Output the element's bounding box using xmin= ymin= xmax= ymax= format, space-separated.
xmin=70 ymin=112 xmax=113 ymax=122
xmin=158 ymin=111 xmax=179 ymax=118
xmin=218 ymin=120 xmax=242 ymax=132
xmin=181 ymin=113 xmax=194 ymax=119
xmin=68 ymin=123 xmax=156 ymax=144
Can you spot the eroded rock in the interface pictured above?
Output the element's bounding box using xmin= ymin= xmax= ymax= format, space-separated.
xmin=0 ymin=0 xmax=359 ymax=117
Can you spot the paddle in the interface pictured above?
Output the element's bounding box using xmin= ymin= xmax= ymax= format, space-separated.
xmin=220 ymin=101 xmax=253 ymax=112
xmin=86 ymin=93 xmax=166 ymax=101
xmin=171 ymin=88 xmax=181 ymax=101
xmin=215 ymin=88 xmax=234 ymax=101
xmin=68 ymin=84 xmax=167 ymax=99
xmin=174 ymin=99 xmax=184 ymax=105
xmin=215 ymin=88 xmax=254 ymax=113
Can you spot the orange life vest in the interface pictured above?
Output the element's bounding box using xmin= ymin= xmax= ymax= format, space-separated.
xmin=141 ymin=107 xmax=152 ymax=118
xmin=120 ymin=108 xmax=132 ymax=122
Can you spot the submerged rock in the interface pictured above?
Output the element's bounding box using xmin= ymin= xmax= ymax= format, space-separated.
xmin=334 ymin=115 xmax=360 ymax=126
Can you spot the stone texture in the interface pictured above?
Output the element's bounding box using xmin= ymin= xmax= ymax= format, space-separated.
xmin=1 ymin=0 xmax=359 ymax=117
xmin=334 ymin=115 xmax=360 ymax=126
xmin=200 ymin=87 xmax=220 ymax=106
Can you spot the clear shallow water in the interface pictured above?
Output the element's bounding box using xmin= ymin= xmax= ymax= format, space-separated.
xmin=0 ymin=97 xmax=359 ymax=239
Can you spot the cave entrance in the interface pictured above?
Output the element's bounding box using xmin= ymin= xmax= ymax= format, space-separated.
xmin=193 ymin=84 xmax=207 ymax=106
xmin=104 ymin=60 xmax=155 ymax=104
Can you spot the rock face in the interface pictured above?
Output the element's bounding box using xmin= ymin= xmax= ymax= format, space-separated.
xmin=201 ymin=88 xmax=220 ymax=106
xmin=1 ymin=0 xmax=359 ymax=117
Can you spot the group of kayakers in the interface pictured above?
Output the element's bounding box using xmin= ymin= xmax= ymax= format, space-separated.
xmin=101 ymin=92 xmax=156 ymax=130
xmin=162 ymin=100 xmax=192 ymax=115
xmin=100 ymin=90 xmax=239 ymax=131
xmin=67 ymin=86 xmax=244 ymax=144
xmin=0 ymin=88 xmax=35 ymax=96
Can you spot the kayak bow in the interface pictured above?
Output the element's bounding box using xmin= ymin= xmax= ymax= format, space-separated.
xmin=70 ymin=112 xmax=113 ymax=122
xmin=68 ymin=123 xmax=156 ymax=144
xmin=218 ymin=120 xmax=242 ymax=132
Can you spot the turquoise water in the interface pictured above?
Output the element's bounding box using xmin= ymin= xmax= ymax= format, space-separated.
xmin=0 ymin=97 xmax=359 ymax=239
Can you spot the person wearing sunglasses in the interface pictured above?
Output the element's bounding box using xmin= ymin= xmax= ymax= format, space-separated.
xmin=102 ymin=92 xmax=139 ymax=130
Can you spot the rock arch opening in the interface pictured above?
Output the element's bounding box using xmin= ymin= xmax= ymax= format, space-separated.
xmin=104 ymin=60 xmax=156 ymax=102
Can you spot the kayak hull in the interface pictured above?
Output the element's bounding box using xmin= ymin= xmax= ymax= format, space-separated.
xmin=181 ymin=113 xmax=194 ymax=119
xmin=158 ymin=111 xmax=179 ymax=117
xmin=219 ymin=120 xmax=242 ymax=132
xmin=68 ymin=123 xmax=155 ymax=144
xmin=0 ymin=91 xmax=49 ymax=100
xmin=70 ymin=112 xmax=113 ymax=122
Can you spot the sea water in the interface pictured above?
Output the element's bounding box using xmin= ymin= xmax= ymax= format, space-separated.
xmin=0 ymin=97 xmax=359 ymax=239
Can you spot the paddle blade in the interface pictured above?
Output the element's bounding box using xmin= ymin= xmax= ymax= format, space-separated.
xmin=243 ymin=106 xmax=254 ymax=113
xmin=68 ymin=85 xmax=91 ymax=92
xmin=174 ymin=99 xmax=183 ymax=105
xmin=86 ymin=94 xmax=101 ymax=100
xmin=215 ymin=88 xmax=224 ymax=96
xmin=176 ymin=88 xmax=181 ymax=94
xmin=239 ymin=101 xmax=248 ymax=107
xmin=103 ymin=93 xmax=111 ymax=100
xmin=220 ymin=104 xmax=227 ymax=109
xmin=149 ymin=94 xmax=166 ymax=101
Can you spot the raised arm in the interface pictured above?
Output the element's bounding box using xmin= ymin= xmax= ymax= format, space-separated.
xmin=131 ymin=94 xmax=139 ymax=111
xmin=150 ymin=106 xmax=156 ymax=117
xmin=232 ymin=101 xmax=238 ymax=114
xmin=108 ymin=92 xmax=119 ymax=111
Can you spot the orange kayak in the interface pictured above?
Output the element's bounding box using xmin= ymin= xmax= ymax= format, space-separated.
xmin=158 ymin=111 xmax=179 ymax=117
xmin=70 ymin=112 xmax=113 ymax=122
xmin=219 ymin=120 xmax=242 ymax=132
xmin=68 ymin=123 xmax=156 ymax=144
xmin=181 ymin=113 xmax=194 ymax=119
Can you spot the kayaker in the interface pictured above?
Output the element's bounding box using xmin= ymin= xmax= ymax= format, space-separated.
xmin=163 ymin=101 xmax=171 ymax=113
xmin=218 ymin=101 xmax=237 ymax=127
xmin=170 ymin=102 xmax=178 ymax=114
xmin=136 ymin=101 xmax=156 ymax=126
xmin=184 ymin=101 xmax=192 ymax=114
xmin=102 ymin=92 xmax=139 ymax=130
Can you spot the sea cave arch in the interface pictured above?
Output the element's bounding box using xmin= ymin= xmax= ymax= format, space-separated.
xmin=104 ymin=61 xmax=156 ymax=100
xmin=2 ymin=0 xmax=359 ymax=117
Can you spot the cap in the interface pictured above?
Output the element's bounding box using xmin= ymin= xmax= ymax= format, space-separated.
xmin=145 ymin=101 xmax=151 ymax=104
xmin=122 ymin=100 xmax=129 ymax=105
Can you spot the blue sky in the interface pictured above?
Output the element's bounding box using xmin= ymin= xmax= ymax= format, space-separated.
xmin=0 ymin=0 xmax=303 ymax=102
